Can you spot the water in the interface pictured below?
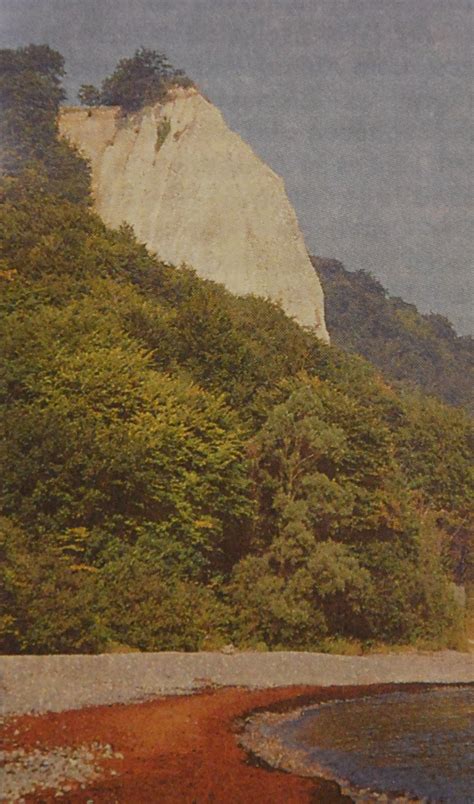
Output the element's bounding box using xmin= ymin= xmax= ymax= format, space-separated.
xmin=264 ymin=688 xmax=474 ymax=802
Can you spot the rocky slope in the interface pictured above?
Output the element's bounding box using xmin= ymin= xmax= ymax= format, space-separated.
xmin=59 ymin=88 xmax=328 ymax=340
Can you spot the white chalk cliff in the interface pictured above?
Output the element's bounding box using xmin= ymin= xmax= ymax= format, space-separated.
xmin=59 ymin=88 xmax=328 ymax=340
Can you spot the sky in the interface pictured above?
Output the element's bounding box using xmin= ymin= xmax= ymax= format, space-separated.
xmin=0 ymin=0 xmax=472 ymax=334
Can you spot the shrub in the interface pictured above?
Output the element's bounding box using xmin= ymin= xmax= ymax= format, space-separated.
xmin=0 ymin=518 xmax=105 ymax=654
xmin=99 ymin=552 xmax=232 ymax=651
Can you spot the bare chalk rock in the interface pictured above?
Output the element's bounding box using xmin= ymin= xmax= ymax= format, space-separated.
xmin=59 ymin=88 xmax=328 ymax=340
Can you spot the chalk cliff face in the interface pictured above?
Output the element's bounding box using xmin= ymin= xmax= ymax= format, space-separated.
xmin=59 ymin=88 xmax=328 ymax=341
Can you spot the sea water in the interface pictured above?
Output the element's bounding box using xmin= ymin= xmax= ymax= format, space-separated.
xmin=267 ymin=687 xmax=474 ymax=802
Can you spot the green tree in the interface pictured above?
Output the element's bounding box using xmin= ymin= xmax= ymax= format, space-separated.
xmin=77 ymin=83 xmax=101 ymax=106
xmin=79 ymin=48 xmax=193 ymax=112
xmin=99 ymin=551 xmax=231 ymax=651
xmin=230 ymin=539 xmax=372 ymax=648
xmin=0 ymin=296 xmax=251 ymax=578
xmin=315 ymin=256 xmax=474 ymax=413
xmin=0 ymin=44 xmax=90 ymax=203
xmin=228 ymin=375 xmax=462 ymax=647
xmin=395 ymin=392 xmax=474 ymax=582
xmin=249 ymin=376 xmax=400 ymax=550
xmin=0 ymin=518 xmax=104 ymax=654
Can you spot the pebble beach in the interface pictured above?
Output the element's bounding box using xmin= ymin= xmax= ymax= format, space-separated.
xmin=0 ymin=650 xmax=472 ymax=801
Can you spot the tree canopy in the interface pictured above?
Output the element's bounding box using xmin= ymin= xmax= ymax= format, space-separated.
xmin=314 ymin=257 xmax=473 ymax=414
xmin=0 ymin=44 xmax=90 ymax=203
xmin=78 ymin=48 xmax=193 ymax=112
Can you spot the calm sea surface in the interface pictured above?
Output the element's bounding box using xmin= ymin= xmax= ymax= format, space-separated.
xmin=267 ymin=687 xmax=474 ymax=802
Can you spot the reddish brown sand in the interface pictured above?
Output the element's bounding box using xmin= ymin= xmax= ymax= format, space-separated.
xmin=1 ymin=684 xmax=425 ymax=803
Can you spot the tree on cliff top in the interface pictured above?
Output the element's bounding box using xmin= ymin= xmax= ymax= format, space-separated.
xmin=0 ymin=44 xmax=90 ymax=203
xmin=0 ymin=44 xmax=65 ymax=163
xmin=78 ymin=48 xmax=193 ymax=112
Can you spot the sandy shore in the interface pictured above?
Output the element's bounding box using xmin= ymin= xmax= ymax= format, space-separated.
xmin=1 ymin=650 xmax=472 ymax=716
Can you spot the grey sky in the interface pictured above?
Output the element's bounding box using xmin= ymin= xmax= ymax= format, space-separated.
xmin=1 ymin=0 xmax=472 ymax=334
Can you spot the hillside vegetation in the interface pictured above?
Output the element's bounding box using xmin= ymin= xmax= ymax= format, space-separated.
xmin=314 ymin=257 xmax=473 ymax=413
xmin=0 ymin=46 xmax=472 ymax=654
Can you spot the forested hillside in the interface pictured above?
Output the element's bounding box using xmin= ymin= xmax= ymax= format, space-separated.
xmin=0 ymin=46 xmax=472 ymax=654
xmin=314 ymin=257 xmax=473 ymax=413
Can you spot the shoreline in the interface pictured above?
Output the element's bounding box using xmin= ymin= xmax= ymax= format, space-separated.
xmin=1 ymin=652 xmax=472 ymax=801
xmin=239 ymin=683 xmax=474 ymax=803
xmin=1 ymin=685 xmax=473 ymax=802
xmin=1 ymin=683 xmax=420 ymax=803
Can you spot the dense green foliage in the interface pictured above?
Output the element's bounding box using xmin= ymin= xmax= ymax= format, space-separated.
xmin=0 ymin=44 xmax=90 ymax=203
xmin=79 ymin=48 xmax=193 ymax=112
xmin=314 ymin=257 xmax=473 ymax=413
xmin=0 ymin=46 xmax=471 ymax=654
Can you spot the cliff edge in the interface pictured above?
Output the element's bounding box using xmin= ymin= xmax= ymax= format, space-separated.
xmin=59 ymin=88 xmax=328 ymax=340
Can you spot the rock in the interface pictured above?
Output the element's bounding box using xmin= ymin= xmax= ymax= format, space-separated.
xmin=0 ymin=742 xmax=114 ymax=801
xmin=58 ymin=88 xmax=328 ymax=341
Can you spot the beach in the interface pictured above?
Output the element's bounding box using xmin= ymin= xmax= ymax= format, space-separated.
xmin=1 ymin=651 xmax=472 ymax=801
